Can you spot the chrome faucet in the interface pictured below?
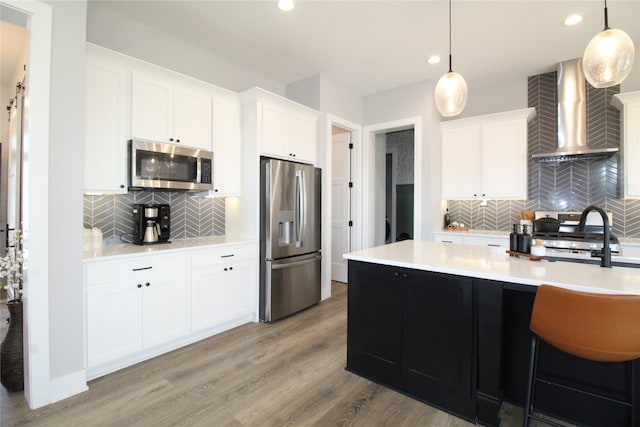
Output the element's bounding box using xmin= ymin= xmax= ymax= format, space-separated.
xmin=578 ymin=205 xmax=611 ymax=268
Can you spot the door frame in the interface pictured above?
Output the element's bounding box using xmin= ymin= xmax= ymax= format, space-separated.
xmin=324 ymin=114 xmax=361 ymax=290
xmin=362 ymin=117 xmax=422 ymax=249
xmin=1 ymin=0 xmax=53 ymax=409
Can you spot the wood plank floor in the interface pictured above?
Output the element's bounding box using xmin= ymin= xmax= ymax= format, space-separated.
xmin=1 ymin=282 xmax=532 ymax=426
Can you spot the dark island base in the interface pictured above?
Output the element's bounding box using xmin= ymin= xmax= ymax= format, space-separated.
xmin=347 ymin=260 xmax=640 ymax=427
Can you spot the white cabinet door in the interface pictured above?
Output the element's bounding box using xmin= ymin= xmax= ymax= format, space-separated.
xmin=224 ymin=257 xmax=256 ymax=320
xmin=190 ymin=265 xmax=226 ymax=332
xmin=142 ymin=270 xmax=189 ymax=349
xmin=131 ymin=73 xmax=212 ymax=150
xmin=441 ymin=125 xmax=479 ymax=199
xmin=261 ymin=102 xmax=290 ymax=158
xmin=255 ymin=96 xmax=318 ymax=164
xmin=87 ymin=280 xmax=142 ymax=367
xmin=173 ymin=87 xmax=212 ymax=150
xmin=131 ymin=74 xmax=174 ymax=143
xmin=290 ymin=112 xmax=317 ymax=163
xmin=481 ymin=119 xmax=527 ymax=198
xmin=441 ymin=108 xmax=533 ymax=200
xmin=212 ymin=97 xmax=241 ymax=195
xmin=84 ymin=61 xmax=128 ymax=193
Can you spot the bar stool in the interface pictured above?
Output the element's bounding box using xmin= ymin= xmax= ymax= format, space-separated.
xmin=524 ymin=285 xmax=640 ymax=427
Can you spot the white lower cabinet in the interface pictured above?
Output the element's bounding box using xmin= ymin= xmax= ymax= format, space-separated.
xmin=190 ymin=243 xmax=257 ymax=332
xmin=85 ymin=243 xmax=257 ymax=379
xmin=86 ymin=253 xmax=189 ymax=370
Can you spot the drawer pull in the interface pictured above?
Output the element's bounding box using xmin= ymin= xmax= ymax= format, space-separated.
xmin=442 ymin=240 xmax=454 ymax=243
xmin=488 ymin=244 xmax=501 ymax=247
xmin=136 ymin=284 xmax=142 ymax=288
xmin=132 ymin=266 xmax=152 ymax=271
xmin=221 ymin=254 xmax=235 ymax=258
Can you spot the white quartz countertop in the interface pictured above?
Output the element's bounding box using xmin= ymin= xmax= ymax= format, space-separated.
xmin=344 ymin=240 xmax=640 ymax=295
xmin=83 ymin=235 xmax=257 ymax=262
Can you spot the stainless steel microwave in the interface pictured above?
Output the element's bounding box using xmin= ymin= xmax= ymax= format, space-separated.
xmin=129 ymin=139 xmax=213 ymax=191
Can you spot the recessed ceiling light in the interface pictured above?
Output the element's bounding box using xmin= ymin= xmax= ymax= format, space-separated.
xmin=564 ymin=14 xmax=583 ymax=26
xmin=278 ymin=0 xmax=294 ymax=12
xmin=428 ymin=55 xmax=441 ymax=65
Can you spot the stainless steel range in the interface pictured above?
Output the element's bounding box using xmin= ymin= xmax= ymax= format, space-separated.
xmin=533 ymin=210 xmax=621 ymax=266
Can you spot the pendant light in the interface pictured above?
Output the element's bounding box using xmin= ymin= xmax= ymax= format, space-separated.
xmin=434 ymin=0 xmax=467 ymax=117
xmin=582 ymin=0 xmax=635 ymax=88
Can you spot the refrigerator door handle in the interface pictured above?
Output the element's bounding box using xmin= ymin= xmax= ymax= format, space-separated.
xmin=295 ymin=169 xmax=303 ymax=248
xmin=271 ymin=254 xmax=321 ymax=270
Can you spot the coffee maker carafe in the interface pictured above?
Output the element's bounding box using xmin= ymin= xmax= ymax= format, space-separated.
xmin=133 ymin=204 xmax=170 ymax=245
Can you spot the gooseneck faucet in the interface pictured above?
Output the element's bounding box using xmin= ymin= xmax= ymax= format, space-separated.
xmin=578 ymin=205 xmax=611 ymax=268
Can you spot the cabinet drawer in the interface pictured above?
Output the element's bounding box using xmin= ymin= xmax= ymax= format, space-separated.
xmin=434 ymin=234 xmax=464 ymax=244
xmin=86 ymin=253 xmax=189 ymax=286
xmin=191 ymin=244 xmax=256 ymax=268
xmin=464 ymin=236 xmax=508 ymax=248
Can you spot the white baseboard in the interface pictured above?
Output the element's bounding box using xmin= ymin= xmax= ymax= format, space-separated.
xmin=49 ymin=370 xmax=88 ymax=403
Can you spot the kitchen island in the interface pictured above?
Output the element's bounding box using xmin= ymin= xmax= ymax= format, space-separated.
xmin=343 ymin=240 xmax=640 ymax=426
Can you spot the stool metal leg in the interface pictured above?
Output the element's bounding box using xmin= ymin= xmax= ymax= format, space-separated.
xmin=524 ymin=335 xmax=539 ymax=427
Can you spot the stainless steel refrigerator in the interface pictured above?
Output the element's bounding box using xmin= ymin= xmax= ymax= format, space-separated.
xmin=260 ymin=157 xmax=322 ymax=322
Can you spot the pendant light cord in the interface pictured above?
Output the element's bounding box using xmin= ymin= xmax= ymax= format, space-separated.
xmin=448 ymin=0 xmax=453 ymax=72
xmin=603 ymin=0 xmax=609 ymax=30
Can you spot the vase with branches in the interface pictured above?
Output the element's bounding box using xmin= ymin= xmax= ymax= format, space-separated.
xmin=1 ymin=230 xmax=23 ymax=302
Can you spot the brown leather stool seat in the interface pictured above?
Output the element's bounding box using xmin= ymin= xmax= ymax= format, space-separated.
xmin=524 ymin=284 xmax=640 ymax=426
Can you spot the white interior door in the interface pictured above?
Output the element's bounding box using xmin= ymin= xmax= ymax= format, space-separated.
xmin=331 ymin=130 xmax=351 ymax=283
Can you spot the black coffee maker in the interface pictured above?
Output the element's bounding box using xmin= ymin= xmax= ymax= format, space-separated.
xmin=132 ymin=204 xmax=171 ymax=245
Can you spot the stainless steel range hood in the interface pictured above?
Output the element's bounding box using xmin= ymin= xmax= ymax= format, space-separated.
xmin=531 ymin=58 xmax=619 ymax=162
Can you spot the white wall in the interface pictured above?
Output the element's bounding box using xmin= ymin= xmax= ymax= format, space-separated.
xmin=43 ymin=0 xmax=86 ymax=393
xmin=286 ymin=73 xmax=363 ymax=124
xmin=86 ymin=2 xmax=284 ymax=96
xmin=363 ymin=79 xmax=441 ymax=241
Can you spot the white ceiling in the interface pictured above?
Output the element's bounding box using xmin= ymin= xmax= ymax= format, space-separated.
xmin=2 ymin=1 xmax=639 ymax=96
xmin=87 ymin=0 xmax=640 ymax=96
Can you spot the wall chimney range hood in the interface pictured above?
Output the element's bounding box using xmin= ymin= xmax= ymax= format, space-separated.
xmin=531 ymin=58 xmax=619 ymax=162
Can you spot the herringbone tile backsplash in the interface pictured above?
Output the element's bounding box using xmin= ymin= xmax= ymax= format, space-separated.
xmin=84 ymin=192 xmax=225 ymax=244
xmin=447 ymin=70 xmax=640 ymax=238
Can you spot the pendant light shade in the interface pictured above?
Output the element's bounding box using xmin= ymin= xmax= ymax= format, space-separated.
xmin=435 ymin=0 xmax=467 ymax=117
xmin=435 ymin=69 xmax=468 ymax=117
xmin=582 ymin=1 xmax=635 ymax=88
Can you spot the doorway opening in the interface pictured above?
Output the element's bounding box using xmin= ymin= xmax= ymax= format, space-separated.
xmin=362 ymin=117 xmax=421 ymax=249
xmin=384 ymin=129 xmax=414 ymax=243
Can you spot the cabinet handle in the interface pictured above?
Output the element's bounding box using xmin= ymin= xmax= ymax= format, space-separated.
xmin=120 ymin=184 xmax=125 ymax=189
xmin=145 ymin=282 xmax=150 ymax=287
xmin=488 ymin=244 xmax=501 ymax=247
xmin=176 ymin=139 xmax=180 ymax=143
xmin=402 ymin=273 xmax=408 ymax=279
xmin=137 ymin=284 xmax=142 ymax=288
xmin=394 ymin=272 xmax=400 ymax=277
xmin=442 ymin=240 xmax=454 ymax=243
xmin=169 ymin=138 xmax=174 ymax=142
xmin=229 ymin=267 xmax=233 ymax=271
xmin=221 ymin=254 xmax=234 ymax=258
xmin=132 ymin=266 xmax=152 ymax=272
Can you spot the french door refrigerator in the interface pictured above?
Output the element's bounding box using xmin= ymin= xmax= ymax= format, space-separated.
xmin=260 ymin=157 xmax=322 ymax=322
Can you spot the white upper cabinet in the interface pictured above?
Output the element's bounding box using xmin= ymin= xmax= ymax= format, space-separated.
xmin=131 ymin=73 xmax=212 ymax=150
xmin=84 ymin=46 xmax=128 ymax=194
xmin=441 ymin=108 xmax=535 ymax=200
xmin=212 ymin=95 xmax=242 ymax=196
xmin=612 ymin=91 xmax=640 ymax=199
xmin=242 ymin=88 xmax=319 ymax=164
